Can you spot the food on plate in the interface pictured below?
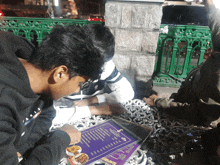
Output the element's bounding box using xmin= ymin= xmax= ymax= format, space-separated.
xmin=68 ymin=153 xmax=89 ymax=165
xmin=66 ymin=145 xmax=82 ymax=157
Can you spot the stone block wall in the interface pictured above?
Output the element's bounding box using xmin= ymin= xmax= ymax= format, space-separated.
xmin=105 ymin=0 xmax=164 ymax=98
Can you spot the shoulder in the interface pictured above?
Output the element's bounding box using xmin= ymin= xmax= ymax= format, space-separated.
xmin=0 ymin=85 xmax=38 ymax=110
xmin=103 ymin=60 xmax=115 ymax=69
xmin=100 ymin=60 xmax=118 ymax=80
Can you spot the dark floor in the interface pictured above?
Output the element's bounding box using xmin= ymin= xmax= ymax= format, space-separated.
xmin=134 ymin=78 xmax=179 ymax=100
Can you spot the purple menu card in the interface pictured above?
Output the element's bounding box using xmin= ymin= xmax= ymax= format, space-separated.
xmin=75 ymin=119 xmax=141 ymax=165
xmin=101 ymin=143 xmax=140 ymax=165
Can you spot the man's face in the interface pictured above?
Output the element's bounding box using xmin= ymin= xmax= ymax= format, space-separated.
xmin=51 ymin=75 xmax=88 ymax=100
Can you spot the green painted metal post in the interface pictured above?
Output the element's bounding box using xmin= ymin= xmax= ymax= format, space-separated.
xmin=154 ymin=38 xmax=166 ymax=75
xmin=168 ymin=40 xmax=178 ymax=75
xmin=181 ymin=45 xmax=193 ymax=77
xmin=198 ymin=47 xmax=206 ymax=65
xmin=25 ymin=30 xmax=32 ymax=42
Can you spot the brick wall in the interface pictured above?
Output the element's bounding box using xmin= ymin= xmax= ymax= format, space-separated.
xmin=105 ymin=0 xmax=164 ymax=97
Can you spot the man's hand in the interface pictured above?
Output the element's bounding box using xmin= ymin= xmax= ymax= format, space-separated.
xmin=73 ymin=97 xmax=98 ymax=106
xmin=143 ymin=94 xmax=158 ymax=106
xmin=59 ymin=124 xmax=81 ymax=145
xmin=17 ymin=152 xmax=22 ymax=157
xmin=90 ymin=103 xmax=125 ymax=116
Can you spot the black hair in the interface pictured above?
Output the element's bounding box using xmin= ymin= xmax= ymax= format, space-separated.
xmin=83 ymin=24 xmax=115 ymax=62
xmin=28 ymin=25 xmax=103 ymax=80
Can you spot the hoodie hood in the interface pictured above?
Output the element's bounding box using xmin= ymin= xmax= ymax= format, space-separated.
xmin=0 ymin=31 xmax=37 ymax=98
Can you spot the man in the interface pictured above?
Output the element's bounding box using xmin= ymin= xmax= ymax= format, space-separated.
xmin=0 ymin=25 xmax=103 ymax=164
xmin=53 ymin=24 xmax=134 ymax=123
xmin=145 ymin=1 xmax=220 ymax=164
xmin=144 ymin=0 xmax=220 ymax=127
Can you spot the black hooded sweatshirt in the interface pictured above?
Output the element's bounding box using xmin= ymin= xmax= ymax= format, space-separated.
xmin=0 ymin=31 xmax=70 ymax=164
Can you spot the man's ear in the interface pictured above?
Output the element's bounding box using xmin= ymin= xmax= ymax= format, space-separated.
xmin=52 ymin=65 xmax=69 ymax=83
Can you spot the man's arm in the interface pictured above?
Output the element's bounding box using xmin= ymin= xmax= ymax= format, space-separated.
xmin=53 ymin=102 xmax=125 ymax=124
xmin=143 ymin=94 xmax=189 ymax=108
xmin=16 ymin=101 xmax=56 ymax=155
xmin=74 ymin=60 xmax=134 ymax=106
xmin=21 ymin=125 xmax=80 ymax=164
xmin=0 ymin=90 xmax=79 ymax=164
xmin=69 ymin=60 xmax=134 ymax=120
xmin=0 ymin=106 xmax=71 ymax=165
xmin=19 ymin=129 xmax=71 ymax=165
xmin=73 ymin=78 xmax=135 ymax=106
xmin=53 ymin=60 xmax=134 ymax=121
xmin=89 ymin=103 xmax=125 ymax=116
xmin=144 ymin=95 xmax=220 ymax=126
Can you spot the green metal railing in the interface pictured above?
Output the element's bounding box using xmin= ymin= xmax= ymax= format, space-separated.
xmin=153 ymin=24 xmax=212 ymax=87
xmin=0 ymin=18 xmax=212 ymax=87
xmin=0 ymin=17 xmax=103 ymax=45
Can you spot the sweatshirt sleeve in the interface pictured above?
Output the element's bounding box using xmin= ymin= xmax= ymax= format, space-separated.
xmin=0 ymin=105 xmax=21 ymax=164
xmin=20 ymin=130 xmax=70 ymax=165
xmin=16 ymin=102 xmax=56 ymax=155
xmin=0 ymin=93 xmax=70 ymax=164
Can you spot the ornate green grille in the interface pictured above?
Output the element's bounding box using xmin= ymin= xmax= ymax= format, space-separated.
xmin=153 ymin=24 xmax=212 ymax=87
xmin=0 ymin=19 xmax=212 ymax=87
xmin=0 ymin=17 xmax=103 ymax=45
